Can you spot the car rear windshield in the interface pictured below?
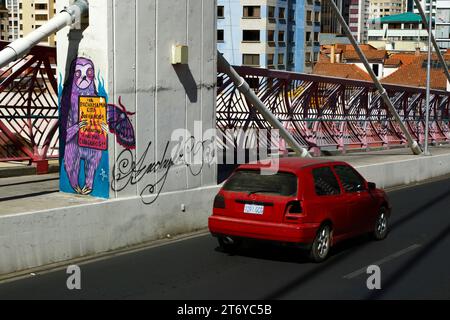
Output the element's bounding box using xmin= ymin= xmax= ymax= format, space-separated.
xmin=223 ymin=170 xmax=298 ymax=197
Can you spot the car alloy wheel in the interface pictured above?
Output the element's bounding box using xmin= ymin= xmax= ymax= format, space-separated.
xmin=310 ymin=225 xmax=331 ymax=263
xmin=374 ymin=207 xmax=389 ymax=240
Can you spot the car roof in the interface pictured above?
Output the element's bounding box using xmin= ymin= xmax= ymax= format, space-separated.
xmin=238 ymin=157 xmax=347 ymax=174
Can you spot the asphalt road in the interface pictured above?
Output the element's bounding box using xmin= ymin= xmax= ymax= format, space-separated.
xmin=0 ymin=176 xmax=449 ymax=300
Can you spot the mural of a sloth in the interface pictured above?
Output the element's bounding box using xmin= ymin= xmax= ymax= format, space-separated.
xmin=60 ymin=57 xmax=135 ymax=195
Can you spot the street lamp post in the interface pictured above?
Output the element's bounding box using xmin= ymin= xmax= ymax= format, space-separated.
xmin=424 ymin=5 xmax=433 ymax=156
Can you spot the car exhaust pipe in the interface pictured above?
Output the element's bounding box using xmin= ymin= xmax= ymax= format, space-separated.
xmin=222 ymin=236 xmax=235 ymax=245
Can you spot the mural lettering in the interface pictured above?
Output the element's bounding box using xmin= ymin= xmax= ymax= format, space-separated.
xmin=111 ymin=131 xmax=215 ymax=205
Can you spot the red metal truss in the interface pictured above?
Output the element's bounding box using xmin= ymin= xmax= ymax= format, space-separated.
xmin=0 ymin=42 xmax=58 ymax=172
xmin=217 ymin=66 xmax=450 ymax=155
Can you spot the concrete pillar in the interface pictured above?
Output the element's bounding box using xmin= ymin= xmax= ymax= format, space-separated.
xmin=57 ymin=0 xmax=218 ymax=204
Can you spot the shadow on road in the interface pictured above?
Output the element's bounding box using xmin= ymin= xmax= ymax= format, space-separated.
xmin=366 ymin=223 xmax=450 ymax=300
xmin=215 ymin=234 xmax=372 ymax=265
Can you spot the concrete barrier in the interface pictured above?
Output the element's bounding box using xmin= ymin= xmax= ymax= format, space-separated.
xmin=355 ymin=152 xmax=450 ymax=189
xmin=1 ymin=151 xmax=450 ymax=276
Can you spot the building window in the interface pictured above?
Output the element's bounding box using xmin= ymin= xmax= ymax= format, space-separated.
xmin=267 ymin=54 xmax=274 ymax=67
xmin=267 ymin=30 xmax=275 ymax=44
xmin=278 ymin=30 xmax=285 ymax=43
xmin=306 ymin=31 xmax=311 ymax=42
xmin=306 ymin=10 xmax=312 ymax=23
xmin=243 ymin=6 xmax=261 ymax=18
xmin=279 ymin=7 xmax=286 ymax=19
xmin=278 ymin=53 xmax=285 ymax=65
xmin=243 ymin=54 xmax=260 ymax=67
xmin=35 ymin=14 xmax=48 ymax=21
xmin=242 ymin=30 xmax=260 ymax=42
xmin=217 ymin=29 xmax=224 ymax=42
xmin=305 ymin=52 xmax=312 ymax=62
xmin=268 ymin=6 xmax=276 ymax=20
xmin=372 ymin=64 xmax=380 ymax=76
xmin=217 ymin=6 xmax=224 ymax=18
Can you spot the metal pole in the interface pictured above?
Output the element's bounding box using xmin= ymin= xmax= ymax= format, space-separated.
xmin=0 ymin=0 xmax=89 ymax=69
xmin=217 ymin=52 xmax=311 ymax=158
xmin=424 ymin=5 xmax=433 ymax=156
xmin=414 ymin=0 xmax=450 ymax=84
xmin=325 ymin=0 xmax=423 ymax=155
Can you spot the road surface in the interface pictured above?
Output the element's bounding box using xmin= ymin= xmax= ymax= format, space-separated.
xmin=0 ymin=176 xmax=449 ymax=299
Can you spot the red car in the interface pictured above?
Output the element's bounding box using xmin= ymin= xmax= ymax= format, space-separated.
xmin=209 ymin=158 xmax=391 ymax=262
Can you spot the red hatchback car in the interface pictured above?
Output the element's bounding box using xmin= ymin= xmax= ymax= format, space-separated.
xmin=209 ymin=158 xmax=391 ymax=262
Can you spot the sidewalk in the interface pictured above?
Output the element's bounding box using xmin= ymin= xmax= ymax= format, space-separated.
xmin=0 ymin=160 xmax=59 ymax=179
xmin=0 ymin=145 xmax=449 ymax=217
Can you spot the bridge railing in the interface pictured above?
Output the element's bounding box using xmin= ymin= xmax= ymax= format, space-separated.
xmin=0 ymin=42 xmax=58 ymax=172
xmin=217 ymin=66 xmax=450 ymax=155
xmin=1 ymin=55 xmax=449 ymax=173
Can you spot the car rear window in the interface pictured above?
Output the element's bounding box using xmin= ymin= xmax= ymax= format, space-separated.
xmin=223 ymin=170 xmax=298 ymax=197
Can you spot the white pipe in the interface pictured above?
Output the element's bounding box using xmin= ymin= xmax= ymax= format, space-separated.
xmin=218 ymin=52 xmax=311 ymax=158
xmin=0 ymin=0 xmax=89 ymax=69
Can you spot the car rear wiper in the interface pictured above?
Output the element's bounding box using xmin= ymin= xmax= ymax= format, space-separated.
xmin=248 ymin=190 xmax=278 ymax=196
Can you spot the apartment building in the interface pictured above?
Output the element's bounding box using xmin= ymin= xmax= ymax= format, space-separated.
xmin=217 ymin=0 xmax=321 ymax=73
xmin=368 ymin=12 xmax=431 ymax=51
xmin=321 ymin=0 xmax=350 ymax=34
xmin=7 ymin=0 xmax=56 ymax=46
xmin=369 ymin=0 xmax=407 ymax=19
xmin=0 ymin=0 xmax=8 ymax=41
xmin=349 ymin=0 xmax=370 ymax=43
xmin=414 ymin=0 xmax=450 ymax=49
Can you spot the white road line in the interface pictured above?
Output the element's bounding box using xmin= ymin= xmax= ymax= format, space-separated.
xmin=343 ymin=244 xmax=422 ymax=279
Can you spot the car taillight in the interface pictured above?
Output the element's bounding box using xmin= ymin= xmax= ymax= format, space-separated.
xmin=284 ymin=201 xmax=303 ymax=222
xmin=286 ymin=201 xmax=302 ymax=214
xmin=213 ymin=194 xmax=226 ymax=209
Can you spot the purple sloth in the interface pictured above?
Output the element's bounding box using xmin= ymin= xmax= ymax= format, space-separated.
xmin=61 ymin=57 xmax=135 ymax=195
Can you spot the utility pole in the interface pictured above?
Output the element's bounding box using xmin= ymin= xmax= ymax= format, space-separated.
xmin=413 ymin=0 xmax=450 ymax=84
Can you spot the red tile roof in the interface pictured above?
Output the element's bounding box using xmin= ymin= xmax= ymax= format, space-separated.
xmin=387 ymin=53 xmax=419 ymax=66
xmin=382 ymin=55 xmax=450 ymax=90
xmin=343 ymin=49 xmax=387 ymax=61
xmin=313 ymin=62 xmax=372 ymax=81
xmin=384 ymin=58 xmax=402 ymax=67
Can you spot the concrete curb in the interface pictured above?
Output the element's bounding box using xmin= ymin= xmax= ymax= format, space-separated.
xmin=0 ymin=163 xmax=59 ymax=179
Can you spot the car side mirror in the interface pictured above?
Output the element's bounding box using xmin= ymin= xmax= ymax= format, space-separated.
xmin=368 ymin=182 xmax=376 ymax=191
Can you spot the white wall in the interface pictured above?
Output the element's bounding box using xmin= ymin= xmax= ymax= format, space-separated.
xmin=383 ymin=66 xmax=399 ymax=78
xmin=354 ymin=62 xmax=383 ymax=79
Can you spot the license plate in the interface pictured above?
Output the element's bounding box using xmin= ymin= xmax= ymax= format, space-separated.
xmin=244 ymin=204 xmax=264 ymax=215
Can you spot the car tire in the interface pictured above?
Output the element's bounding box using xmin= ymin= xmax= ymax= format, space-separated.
xmin=373 ymin=207 xmax=389 ymax=241
xmin=218 ymin=236 xmax=242 ymax=253
xmin=309 ymin=225 xmax=332 ymax=263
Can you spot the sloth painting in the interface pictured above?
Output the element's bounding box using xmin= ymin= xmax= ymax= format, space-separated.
xmin=60 ymin=57 xmax=135 ymax=196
